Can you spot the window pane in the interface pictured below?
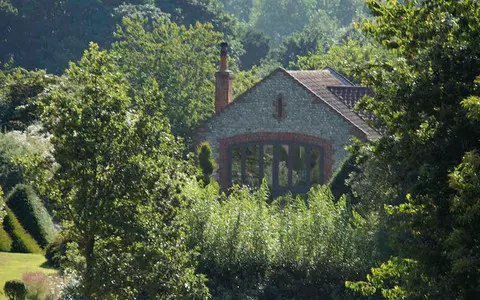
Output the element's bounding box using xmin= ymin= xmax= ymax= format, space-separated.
xmin=245 ymin=145 xmax=260 ymax=187
xmin=278 ymin=144 xmax=289 ymax=187
xmin=263 ymin=144 xmax=273 ymax=187
xmin=292 ymin=145 xmax=307 ymax=187
xmin=310 ymin=148 xmax=322 ymax=185
xmin=231 ymin=147 xmax=242 ymax=185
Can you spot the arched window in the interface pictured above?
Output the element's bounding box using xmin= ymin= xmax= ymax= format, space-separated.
xmin=228 ymin=141 xmax=324 ymax=197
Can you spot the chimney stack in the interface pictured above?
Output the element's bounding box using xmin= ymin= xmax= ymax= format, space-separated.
xmin=215 ymin=42 xmax=233 ymax=113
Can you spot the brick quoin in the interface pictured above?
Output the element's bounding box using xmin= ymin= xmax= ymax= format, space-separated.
xmin=218 ymin=132 xmax=334 ymax=190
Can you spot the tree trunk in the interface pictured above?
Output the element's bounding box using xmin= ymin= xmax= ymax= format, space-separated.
xmin=83 ymin=235 xmax=95 ymax=300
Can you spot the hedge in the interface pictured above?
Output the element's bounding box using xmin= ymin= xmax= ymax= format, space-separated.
xmin=6 ymin=184 xmax=55 ymax=248
xmin=0 ymin=222 xmax=12 ymax=252
xmin=3 ymin=207 xmax=42 ymax=254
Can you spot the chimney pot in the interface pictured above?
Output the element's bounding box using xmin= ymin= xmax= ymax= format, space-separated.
xmin=215 ymin=42 xmax=233 ymax=113
xmin=220 ymin=42 xmax=228 ymax=71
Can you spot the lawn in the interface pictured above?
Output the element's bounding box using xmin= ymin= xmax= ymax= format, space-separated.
xmin=0 ymin=252 xmax=57 ymax=300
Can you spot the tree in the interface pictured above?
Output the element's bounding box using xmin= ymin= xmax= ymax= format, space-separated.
xmin=342 ymin=0 xmax=480 ymax=298
xmin=236 ymin=26 xmax=270 ymax=69
xmin=254 ymin=0 xmax=316 ymax=45
xmin=0 ymin=0 xmax=153 ymax=73
xmin=221 ymin=0 xmax=254 ymax=22
xmin=111 ymin=16 xmax=223 ymax=141
xmin=0 ymin=67 xmax=58 ymax=131
xmin=294 ymin=35 xmax=391 ymax=83
xmin=316 ymin=0 xmax=368 ymax=26
xmin=23 ymin=43 xmax=208 ymax=299
xmin=272 ymin=10 xmax=341 ymax=67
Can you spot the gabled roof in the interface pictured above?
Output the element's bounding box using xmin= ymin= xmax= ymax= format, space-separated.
xmin=285 ymin=68 xmax=379 ymax=140
xmin=201 ymin=67 xmax=379 ymax=140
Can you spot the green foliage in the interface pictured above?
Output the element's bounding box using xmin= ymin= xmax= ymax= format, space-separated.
xmin=5 ymin=184 xmax=55 ymax=248
xmin=0 ymin=225 xmax=12 ymax=252
xmin=221 ymin=0 xmax=254 ymax=22
xmin=346 ymin=257 xmax=427 ymax=299
xmin=113 ymin=3 xmax=168 ymax=22
xmin=3 ymin=207 xmax=42 ymax=254
xmin=254 ymin=0 xmax=317 ymax=46
xmin=156 ymin=0 xmax=236 ymax=37
xmin=182 ymin=180 xmax=379 ymax=298
xmin=0 ymin=0 xmax=155 ymax=73
xmin=44 ymin=233 xmax=68 ymax=269
xmin=294 ymin=37 xmax=393 ymax=84
xmin=197 ymin=142 xmax=216 ymax=184
xmin=236 ymin=26 xmax=270 ymax=69
xmin=328 ymin=155 xmax=358 ymax=202
xmin=112 ymin=16 xmax=222 ymax=140
xmin=0 ymin=0 xmax=17 ymax=15
xmin=0 ymin=214 xmax=12 ymax=252
xmin=272 ymin=10 xmax=342 ymax=67
xmin=446 ymin=151 xmax=480 ymax=298
xmin=0 ymin=67 xmax=58 ymax=131
xmin=0 ymin=130 xmax=52 ymax=194
xmin=0 ymin=186 xmax=12 ymax=252
xmin=22 ymin=43 xmax=208 ymax=299
xmin=337 ymin=0 xmax=480 ymax=298
xmin=3 ymin=279 xmax=27 ymax=300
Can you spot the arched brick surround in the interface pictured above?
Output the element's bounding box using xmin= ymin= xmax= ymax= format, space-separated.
xmin=218 ymin=132 xmax=334 ymax=190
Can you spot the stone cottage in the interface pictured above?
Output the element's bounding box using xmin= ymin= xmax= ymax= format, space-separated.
xmin=196 ymin=43 xmax=378 ymax=197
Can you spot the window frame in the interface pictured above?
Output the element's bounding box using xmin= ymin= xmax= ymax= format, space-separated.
xmin=228 ymin=141 xmax=325 ymax=197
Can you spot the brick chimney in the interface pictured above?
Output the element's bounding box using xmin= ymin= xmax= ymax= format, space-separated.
xmin=215 ymin=42 xmax=233 ymax=113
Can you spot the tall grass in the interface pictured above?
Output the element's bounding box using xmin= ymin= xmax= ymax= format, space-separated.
xmin=182 ymin=181 xmax=379 ymax=299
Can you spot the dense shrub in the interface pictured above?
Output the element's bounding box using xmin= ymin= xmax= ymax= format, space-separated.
xmin=6 ymin=184 xmax=55 ymax=248
xmin=185 ymin=183 xmax=276 ymax=298
xmin=3 ymin=279 xmax=27 ymax=300
xmin=197 ymin=142 xmax=216 ymax=185
xmin=45 ymin=233 xmax=68 ymax=268
xmin=3 ymin=207 xmax=42 ymax=253
xmin=266 ymin=187 xmax=377 ymax=299
xmin=182 ymin=181 xmax=379 ymax=299
xmin=328 ymin=155 xmax=358 ymax=202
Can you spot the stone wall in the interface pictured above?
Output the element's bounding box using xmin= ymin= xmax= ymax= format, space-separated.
xmin=197 ymin=69 xmax=367 ymax=187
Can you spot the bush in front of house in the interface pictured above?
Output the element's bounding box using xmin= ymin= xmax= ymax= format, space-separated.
xmin=184 ymin=182 xmax=276 ymax=298
xmin=3 ymin=207 xmax=42 ymax=253
xmin=6 ymin=184 xmax=55 ymax=248
xmin=182 ymin=180 xmax=380 ymax=299
xmin=265 ymin=187 xmax=378 ymax=299
xmin=197 ymin=142 xmax=216 ymax=185
xmin=328 ymin=155 xmax=358 ymax=202
xmin=3 ymin=279 xmax=27 ymax=300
